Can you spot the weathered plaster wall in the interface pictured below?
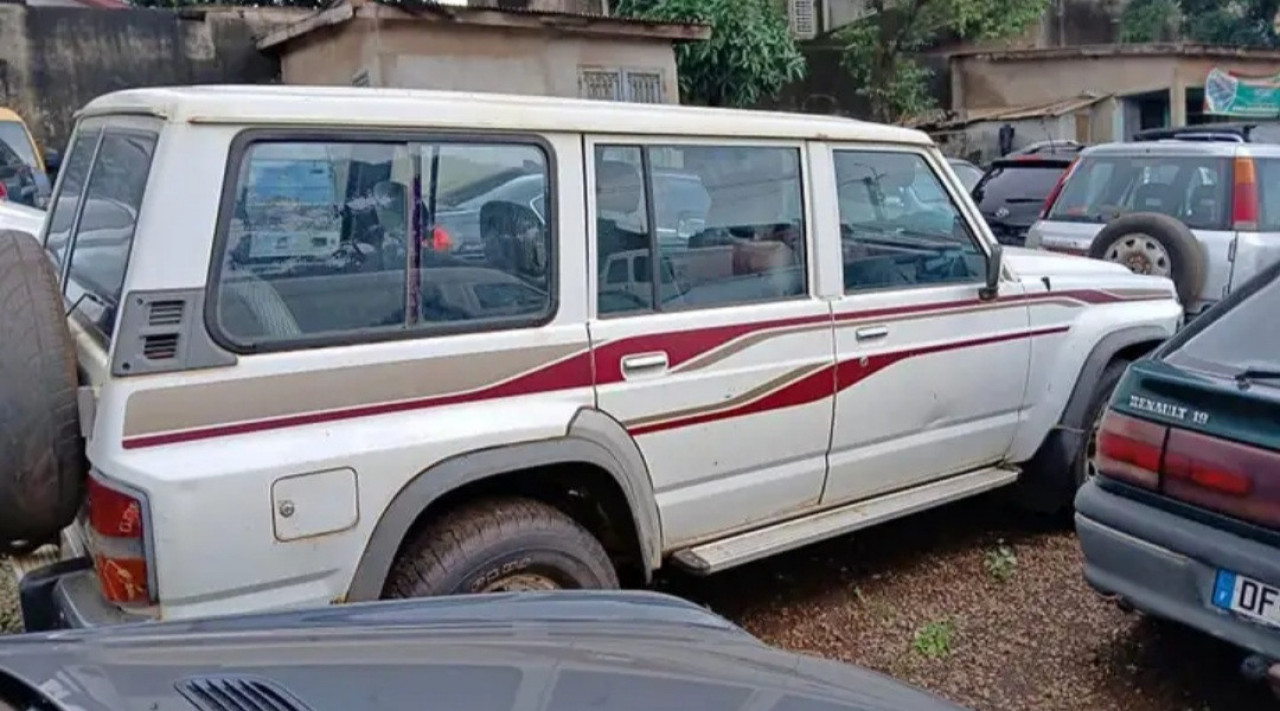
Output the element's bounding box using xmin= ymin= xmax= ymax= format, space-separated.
xmin=0 ymin=2 xmax=292 ymax=153
xmin=279 ymin=18 xmax=681 ymax=104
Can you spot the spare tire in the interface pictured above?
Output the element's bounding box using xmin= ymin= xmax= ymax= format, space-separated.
xmin=1088 ymin=213 xmax=1205 ymax=305
xmin=0 ymin=230 xmax=85 ymax=552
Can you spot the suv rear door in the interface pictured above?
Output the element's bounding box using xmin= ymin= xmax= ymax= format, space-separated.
xmin=585 ymin=139 xmax=835 ymax=548
xmin=1033 ymin=145 xmax=1236 ymax=308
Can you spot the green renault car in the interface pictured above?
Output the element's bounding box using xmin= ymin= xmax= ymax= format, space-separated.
xmin=1075 ymin=255 xmax=1280 ymax=697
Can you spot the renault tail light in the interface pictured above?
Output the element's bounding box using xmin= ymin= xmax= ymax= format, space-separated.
xmin=87 ymin=476 xmax=152 ymax=604
xmin=1163 ymin=428 xmax=1279 ymax=529
xmin=1094 ymin=409 xmax=1280 ymax=530
xmin=1094 ymin=410 xmax=1165 ymax=489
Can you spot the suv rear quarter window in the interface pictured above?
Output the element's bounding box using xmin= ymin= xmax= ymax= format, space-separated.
xmin=1048 ymin=154 xmax=1230 ymax=231
xmin=45 ymin=126 xmax=157 ymax=344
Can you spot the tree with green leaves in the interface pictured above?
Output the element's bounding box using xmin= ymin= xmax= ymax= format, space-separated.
xmin=613 ymin=0 xmax=807 ymax=107
xmin=1120 ymin=0 xmax=1280 ymax=47
xmin=837 ymin=0 xmax=1050 ymax=123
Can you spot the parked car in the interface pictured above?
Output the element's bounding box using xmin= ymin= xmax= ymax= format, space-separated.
xmin=3 ymin=86 xmax=1180 ymax=631
xmin=0 ymin=198 xmax=44 ymax=240
xmin=1026 ymin=138 xmax=1280 ymax=316
xmin=3 ymin=591 xmax=967 ymax=710
xmin=1075 ymin=256 xmax=1280 ymax=700
xmin=972 ymin=155 xmax=1077 ymax=246
xmin=1006 ymin=139 xmax=1086 ymax=158
xmin=0 ymin=107 xmax=55 ymax=208
xmin=946 ymin=157 xmax=983 ymax=192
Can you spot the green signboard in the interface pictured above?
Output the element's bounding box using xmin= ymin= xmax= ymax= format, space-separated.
xmin=1205 ymin=67 xmax=1280 ymax=118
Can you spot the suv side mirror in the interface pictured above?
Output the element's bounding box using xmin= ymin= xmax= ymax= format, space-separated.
xmin=979 ymin=243 xmax=1003 ymax=301
xmin=43 ymin=148 xmax=61 ymax=178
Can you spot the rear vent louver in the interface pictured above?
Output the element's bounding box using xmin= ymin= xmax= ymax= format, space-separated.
xmin=148 ymin=300 xmax=186 ymax=326
xmin=176 ymin=676 xmax=311 ymax=711
xmin=142 ymin=334 xmax=179 ymax=360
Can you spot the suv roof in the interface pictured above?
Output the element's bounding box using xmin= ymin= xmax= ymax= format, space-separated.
xmin=1006 ymin=140 xmax=1086 ymax=158
xmin=1132 ymin=122 xmax=1280 ymax=144
xmin=81 ymin=85 xmax=932 ymax=147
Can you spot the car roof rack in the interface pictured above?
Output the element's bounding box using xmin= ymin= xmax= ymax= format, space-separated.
xmin=1131 ymin=124 xmax=1255 ymax=143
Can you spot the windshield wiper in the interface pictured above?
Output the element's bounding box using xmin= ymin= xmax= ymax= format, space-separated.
xmin=1234 ymin=367 xmax=1280 ymax=389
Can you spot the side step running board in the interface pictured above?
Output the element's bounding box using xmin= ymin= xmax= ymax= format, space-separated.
xmin=671 ymin=465 xmax=1020 ymax=575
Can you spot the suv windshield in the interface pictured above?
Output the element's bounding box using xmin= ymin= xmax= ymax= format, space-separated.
xmin=973 ymin=163 xmax=1067 ymax=211
xmin=1165 ymin=266 xmax=1280 ymax=378
xmin=1047 ymin=154 xmax=1230 ymax=230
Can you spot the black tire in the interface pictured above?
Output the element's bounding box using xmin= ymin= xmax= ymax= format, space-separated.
xmin=1088 ymin=213 xmax=1205 ymax=305
xmin=1014 ymin=359 xmax=1129 ymax=515
xmin=1071 ymin=360 xmax=1129 ymax=490
xmin=383 ymin=497 xmax=619 ymax=598
xmin=0 ymin=230 xmax=85 ymax=551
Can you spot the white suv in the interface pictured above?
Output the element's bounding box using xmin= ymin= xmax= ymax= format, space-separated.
xmin=2 ymin=86 xmax=1182 ymax=629
xmin=1027 ymin=138 xmax=1280 ymax=315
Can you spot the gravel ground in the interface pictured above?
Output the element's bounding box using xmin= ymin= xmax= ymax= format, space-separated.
xmin=1 ymin=495 xmax=1274 ymax=709
xmin=660 ymin=493 xmax=1276 ymax=711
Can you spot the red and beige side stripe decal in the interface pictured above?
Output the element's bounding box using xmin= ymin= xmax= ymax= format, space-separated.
xmin=626 ymin=325 xmax=1070 ymax=436
xmin=120 ymin=288 xmax=1167 ymax=449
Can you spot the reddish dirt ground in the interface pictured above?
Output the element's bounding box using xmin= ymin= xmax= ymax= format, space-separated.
xmin=660 ymin=493 xmax=1276 ymax=711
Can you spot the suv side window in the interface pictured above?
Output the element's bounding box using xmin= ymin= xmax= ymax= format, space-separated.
xmin=834 ymin=150 xmax=984 ymax=292
xmin=51 ymin=128 xmax=157 ymax=342
xmin=594 ymin=143 xmax=805 ymax=316
xmin=212 ymin=137 xmax=553 ymax=350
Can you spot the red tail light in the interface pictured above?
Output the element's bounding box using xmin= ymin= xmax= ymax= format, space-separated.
xmin=1231 ymin=156 xmax=1260 ymax=231
xmin=1039 ymin=159 xmax=1078 ymax=220
xmin=1162 ymin=428 xmax=1278 ymax=529
xmin=1095 ymin=410 xmax=1165 ymax=489
xmin=87 ymin=476 xmax=152 ymax=605
xmin=1094 ymin=410 xmax=1280 ymax=529
xmin=0 ymin=182 xmax=8 ymax=201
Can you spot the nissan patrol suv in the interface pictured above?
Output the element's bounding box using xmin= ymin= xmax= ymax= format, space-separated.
xmin=2 ymin=86 xmax=1181 ymax=630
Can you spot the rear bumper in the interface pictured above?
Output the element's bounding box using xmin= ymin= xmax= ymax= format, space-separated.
xmin=18 ymin=557 xmax=148 ymax=631
xmin=1075 ymin=479 xmax=1280 ymax=659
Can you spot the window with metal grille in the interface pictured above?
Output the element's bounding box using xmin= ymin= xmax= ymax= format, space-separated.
xmin=624 ymin=71 xmax=664 ymax=104
xmin=579 ymin=68 xmax=665 ymax=103
xmin=580 ymin=69 xmax=622 ymax=101
xmin=789 ymin=0 xmax=816 ymax=39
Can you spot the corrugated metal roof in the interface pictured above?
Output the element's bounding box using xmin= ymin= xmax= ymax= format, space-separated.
xmin=965 ymin=94 xmax=1111 ymax=122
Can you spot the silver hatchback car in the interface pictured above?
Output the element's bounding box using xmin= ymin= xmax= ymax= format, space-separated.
xmin=1026 ymin=139 xmax=1280 ymax=315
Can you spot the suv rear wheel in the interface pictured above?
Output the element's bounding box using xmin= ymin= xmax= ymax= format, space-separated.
xmin=383 ymin=497 xmax=618 ymax=597
xmin=1088 ymin=213 xmax=1205 ymax=305
xmin=0 ymin=230 xmax=86 ymax=553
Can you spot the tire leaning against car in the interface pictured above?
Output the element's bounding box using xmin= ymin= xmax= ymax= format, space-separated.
xmin=383 ymin=497 xmax=619 ymax=598
xmin=0 ymin=230 xmax=86 ymax=553
xmin=1087 ymin=212 xmax=1206 ymax=306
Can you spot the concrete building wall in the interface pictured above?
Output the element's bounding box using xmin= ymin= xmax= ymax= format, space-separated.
xmin=278 ymin=19 xmax=680 ymax=103
xmin=954 ymin=51 xmax=1280 ymax=113
xmin=0 ymin=2 xmax=293 ymax=152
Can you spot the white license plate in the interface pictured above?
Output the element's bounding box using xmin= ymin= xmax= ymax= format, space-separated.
xmin=1213 ymin=569 xmax=1280 ymax=629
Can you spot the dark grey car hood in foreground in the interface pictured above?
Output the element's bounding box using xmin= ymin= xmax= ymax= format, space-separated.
xmin=0 ymin=591 xmax=964 ymax=711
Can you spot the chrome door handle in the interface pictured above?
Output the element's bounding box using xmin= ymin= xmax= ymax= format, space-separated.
xmin=855 ymin=326 xmax=889 ymax=341
xmin=621 ymin=352 xmax=669 ymax=376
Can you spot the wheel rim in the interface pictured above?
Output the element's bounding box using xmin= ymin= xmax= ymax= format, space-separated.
xmin=1084 ymin=409 xmax=1104 ymax=482
xmin=479 ymin=572 xmax=563 ymax=593
xmin=1103 ymin=233 xmax=1171 ymax=276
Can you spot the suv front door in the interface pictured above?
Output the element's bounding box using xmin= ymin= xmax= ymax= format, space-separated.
xmin=586 ymin=138 xmax=835 ymax=548
xmin=822 ymin=146 xmax=1031 ymax=505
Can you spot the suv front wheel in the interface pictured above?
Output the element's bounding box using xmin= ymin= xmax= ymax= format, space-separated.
xmin=383 ymin=497 xmax=619 ymax=597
